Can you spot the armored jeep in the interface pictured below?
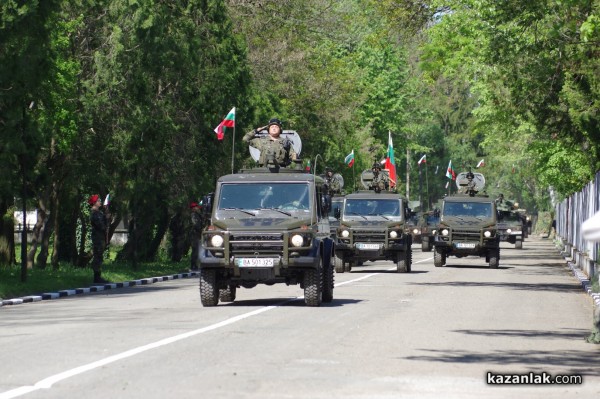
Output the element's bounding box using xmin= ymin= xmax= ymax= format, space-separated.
xmin=418 ymin=210 xmax=440 ymax=252
xmin=432 ymin=172 xmax=500 ymax=268
xmin=198 ymin=167 xmax=335 ymax=307
xmin=497 ymin=208 xmax=525 ymax=249
xmin=333 ymin=191 xmax=413 ymax=273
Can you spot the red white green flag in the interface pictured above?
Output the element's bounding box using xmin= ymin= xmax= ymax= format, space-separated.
xmin=384 ymin=131 xmax=397 ymax=188
xmin=418 ymin=154 xmax=426 ymax=165
xmin=476 ymin=159 xmax=485 ymax=168
xmin=445 ymin=160 xmax=456 ymax=180
xmin=213 ymin=107 xmax=235 ymax=140
xmin=344 ymin=150 xmax=355 ymax=168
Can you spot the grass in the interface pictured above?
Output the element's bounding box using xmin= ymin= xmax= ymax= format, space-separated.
xmin=1 ymin=249 xmax=193 ymax=300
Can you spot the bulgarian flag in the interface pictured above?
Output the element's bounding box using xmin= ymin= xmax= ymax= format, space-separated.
xmin=344 ymin=150 xmax=355 ymax=168
xmin=418 ymin=154 xmax=426 ymax=165
xmin=384 ymin=131 xmax=397 ymax=187
xmin=476 ymin=159 xmax=485 ymax=168
xmin=213 ymin=107 xmax=235 ymax=141
xmin=446 ymin=160 xmax=456 ymax=180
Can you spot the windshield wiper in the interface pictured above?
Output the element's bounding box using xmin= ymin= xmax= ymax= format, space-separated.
xmin=368 ymin=213 xmax=392 ymax=220
xmin=255 ymin=207 xmax=292 ymax=216
xmin=220 ymin=207 xmax=256 ymax=216
xmin=348 ymin=212 xmax=367 ymax=220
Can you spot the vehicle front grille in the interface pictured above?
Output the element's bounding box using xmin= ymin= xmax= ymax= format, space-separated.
xmin=230 ymin=233 xmax=284 ymax=254
xmin=353 ymin=230 xmax=386 ymax=242
xmin=452 ymin=229 xmax=481 ymax=241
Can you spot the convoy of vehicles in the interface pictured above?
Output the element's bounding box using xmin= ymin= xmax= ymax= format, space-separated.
xmin=197 ymin=131 xmax=527 ymax=305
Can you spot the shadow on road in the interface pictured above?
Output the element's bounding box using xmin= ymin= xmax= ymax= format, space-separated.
xmin=408 ymin=280 xmax=582 ymax=292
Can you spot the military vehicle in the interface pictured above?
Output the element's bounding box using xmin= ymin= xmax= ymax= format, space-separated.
xmin=418 ymin=210 xmax=440 ymax=252
xmin=496 ymin=198 xmax=525 ymax=249
xmin=333 ymin=169 xmax=412 ymax=273
xmin=432 ymin=171 xmax=500 ymax=268
xmin=197 ymin=137 xmax=335 ymax=307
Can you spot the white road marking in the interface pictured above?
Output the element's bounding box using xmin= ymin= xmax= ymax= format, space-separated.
xmin=1 ymin=259 xmax=431 ymax=399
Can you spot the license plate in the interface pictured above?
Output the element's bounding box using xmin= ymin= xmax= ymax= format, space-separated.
xmin=356 ymin=243 xmax=381 ymax=250
xmin=236 ymin=258 xmax=275 ymax=267
xmin=456 ymin=242 xmax=476 ymax=249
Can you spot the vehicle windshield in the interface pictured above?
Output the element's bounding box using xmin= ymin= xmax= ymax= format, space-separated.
xmin=344 ymin=199 xmax=402 ymax=219
xmin=443 ymin=202 xmax=493 ymax=218
xmin=498 ymin=211 xmax=521 ymax=222
xmin=425 ymin=215 xmax=440 ymax=226
xmin=218 ymin=183 xmax=310 ymax=211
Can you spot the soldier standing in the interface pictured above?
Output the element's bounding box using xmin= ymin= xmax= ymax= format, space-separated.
xmin=190 ymin=202 xmax=203 ymax=271
xmin=369 ymin=163 xmax=389 ymax=193
xmin=322 ymin=167 xmax=341 ymax=215
xmin=243 ymin=118 xmax=297 ymax=167
xmin=89 ymin=194 xmax=110 ymax=284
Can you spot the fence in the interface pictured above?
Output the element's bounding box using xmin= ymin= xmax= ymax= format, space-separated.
xmin=556 ymin=171 xmax=600 ymax=279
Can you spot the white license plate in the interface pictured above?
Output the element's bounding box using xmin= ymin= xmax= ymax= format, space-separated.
xmin=236 ymin=258 xmax=275 ymax=267
xmin=456 ymin=243 xmax=476 ymax=249
xmin=356 ymin=243 xmax=381 ymax=250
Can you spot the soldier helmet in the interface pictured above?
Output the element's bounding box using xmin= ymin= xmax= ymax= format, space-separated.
xmin=267 ymin=118 xmax=282 ymax=128
xmin=372 ymin=162 xmax=382 ymax=170
xmin=88 ymin=194 xmax=100 ymax=206
xmin=325 ymin=167 xmax=333 ymax=173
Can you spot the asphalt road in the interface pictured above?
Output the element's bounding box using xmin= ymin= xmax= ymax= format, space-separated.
xmin=1 ymin=235 xmax=598 ymax=399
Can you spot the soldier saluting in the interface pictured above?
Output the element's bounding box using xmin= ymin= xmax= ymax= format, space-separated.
xmin=243 ymin=118 xmax=297 ymax=167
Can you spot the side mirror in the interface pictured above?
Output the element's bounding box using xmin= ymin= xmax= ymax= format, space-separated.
xmin=334 ymin=208 xmax=341 ymax=219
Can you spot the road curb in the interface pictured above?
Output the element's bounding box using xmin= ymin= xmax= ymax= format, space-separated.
xmin=0 ymin=271 xmax=199 ymax=307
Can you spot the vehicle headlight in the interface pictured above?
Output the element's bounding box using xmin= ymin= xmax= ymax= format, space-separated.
xmin=432 ymin=229 xmax=437 ymax=235
xmin=413 ymin=228 xmax=419 ymax=234
xmin=442 ymin=229 xmax=449 ymax=236
xmin=341 ymin=230 xmax=350 ymax=238
xmin=210 ymin=234 xmax=224 ymax=247
xmin=484 ymin=230 xmax=491 ymax=238
xmin=507 ymin=228 xmax=512 ymax=234
xmin=389 ymin=231 xmax=398 ymax=239
xmin=290 ymin=234 xmax=304 ymax=247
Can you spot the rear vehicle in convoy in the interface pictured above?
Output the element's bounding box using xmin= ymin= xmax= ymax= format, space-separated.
xmin=497 ymin=209 xmax=525 ymax=249
xmin=432 ymin=172 xmax=500 ymax=268
xmin=333 ymin=190 xmax=412 ymax=273
xmin=198 ymin=168 xmax=335 ymax=307
xmin=418 ymin=211 xmax=440 ymax=252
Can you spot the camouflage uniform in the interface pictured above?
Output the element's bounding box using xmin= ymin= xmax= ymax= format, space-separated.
xmin=243 ymin=130 xmax=297 ymax=167
xmin=370 ymin=168 xmax=389 ymax=193
xmin=90 ymin=208 xmax=107 ymax=279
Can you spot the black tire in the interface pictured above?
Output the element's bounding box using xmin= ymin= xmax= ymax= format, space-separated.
xmin=421 ymin=239 xmax=431 ymax=252
xmin=434 ymin=248 xmax=444 ymax=267
xmin=322 ymin=257 xmax=334 ymax=303
xmin=304 ymin=267 xmax=322 ymax=307
xmin=334 ymin=255 xmax=345 ymax=273
xmin=396 ymin=252 xmax=408 ymax=273
xmin=407 ymin=246 xmax=413 ymax=272
xmin=219 ymin=285 xmax=236 ymax=302
xmin=357 ymin=260 xmax=364 ymax=266
xmin=515 ymin=240 xmax=523 ymax=249
xmin=344 ymin=261 xmax=352 ymax=273
xmin=489 ymin=248 xmax=500 ymax=268
xmin=199 ymin=269 xmax=219 ymax=307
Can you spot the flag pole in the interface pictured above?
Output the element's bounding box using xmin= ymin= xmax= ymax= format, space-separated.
xmin=425 ymin=162 xmax=429 ymax=211
xmin=231 ymin=124 xmax=235 ymax=174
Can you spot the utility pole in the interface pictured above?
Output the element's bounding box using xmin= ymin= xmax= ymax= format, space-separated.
xmin=406 ymin=148 xmax=410 ymax=200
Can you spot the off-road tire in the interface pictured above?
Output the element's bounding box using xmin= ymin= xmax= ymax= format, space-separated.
xmin=396 ymin=252 xmax=408 ymax=273
xmin=334 ymin=255 xmax=345 ymax=273
xmin=489 ymin=248 xmax=500 ymax=268
xmin=322 ymin=257 xmax=334 ymax=303
xmin=421 ymin=238 xmax=432 ymax=252
xmin=434 ymin=248 xmax=445 ymax=267
xmin=199 ymin=269 xmax=219 ymax=307
xmin=219 ymin=285 xmax=237 ymax=302
xmin=515 ymin=240 xmax=523 ymax=249
xmin=304 ymin=267 xmax=322 ymax=307
xmin=407 ymin=247 xmax=413 ymax=272
xmin=344 ymin=261 xmax=352 ymax=273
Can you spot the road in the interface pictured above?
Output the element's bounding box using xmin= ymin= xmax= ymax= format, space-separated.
xmin=1 ymin=235 xmax=598 ymax=399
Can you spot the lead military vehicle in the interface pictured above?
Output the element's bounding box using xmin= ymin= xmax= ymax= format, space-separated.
xmin=333 ymin=168 xmax=412 ymax=273
xmin=197 ymin=133 xmax=335 ymax=307
xmin=432 ymin=171 xmax=500 ymax=268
